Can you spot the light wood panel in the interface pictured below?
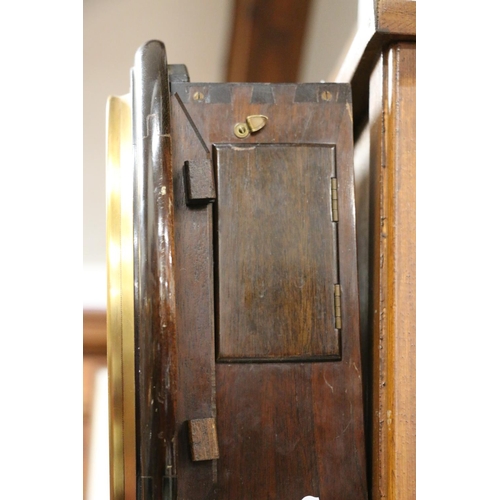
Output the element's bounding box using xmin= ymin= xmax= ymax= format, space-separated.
xmin=377 ymin=0 xmax=416 ymax=35
xmin=369 ymin=42 xmax=416 ymax=500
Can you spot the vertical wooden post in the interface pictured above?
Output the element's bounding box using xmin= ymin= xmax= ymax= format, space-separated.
xmin=369 ymin=41 xmax=416 ymax=500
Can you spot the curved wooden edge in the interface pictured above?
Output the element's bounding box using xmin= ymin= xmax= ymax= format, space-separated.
xmin=132 ymin=40 xmax=179 ymax=498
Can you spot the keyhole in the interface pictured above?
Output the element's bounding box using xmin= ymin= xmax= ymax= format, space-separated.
xmin=234 ymin=122 xmax=250 ymax=138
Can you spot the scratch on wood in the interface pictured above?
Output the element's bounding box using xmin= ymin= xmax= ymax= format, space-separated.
xmin=337 ymin=401 xmax=353 ymax=438
xmin=386 ymin=409 xmax=392 ymax=430
xmin=346 ymin=102 xmax=353 ymax=123
xmin=350 ymin=361 xmax=361 ymax=380
xmin=323 ymin=373 xmax=334 ymax=393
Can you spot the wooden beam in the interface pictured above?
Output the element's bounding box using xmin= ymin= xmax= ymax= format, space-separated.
xmin=226 ymin=0 xmax=313 ymax=83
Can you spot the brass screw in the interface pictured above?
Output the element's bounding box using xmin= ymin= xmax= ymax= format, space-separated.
xmin=193 ymin=91 xmax=204 ymax=101
xmin=321 ymin=90 xmax=332 ymax=101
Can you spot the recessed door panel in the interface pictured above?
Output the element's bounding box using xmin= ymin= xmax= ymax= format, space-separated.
xmin=215 ymin=143 xmax=340 ymax=362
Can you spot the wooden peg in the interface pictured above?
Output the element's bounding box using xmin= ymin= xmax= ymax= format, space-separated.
xmin=184 ymin=159 xmax=216 ymax=205
xmin=188 ymin=418 xmax=219 ymax=461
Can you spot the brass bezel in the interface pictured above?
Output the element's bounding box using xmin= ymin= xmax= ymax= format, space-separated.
xmin=106 ymin=93 xmax=136 ymax=500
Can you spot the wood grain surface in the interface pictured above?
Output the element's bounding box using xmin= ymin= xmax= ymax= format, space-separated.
xmin=215 ymin=143 xmax=340 ymax=361
xmin=369 ymin=42 xmax=416 ymax=500
xmin=226 ymin=0 xmax=313 ymax=82
xmin=188 ymin=418 xmax=220 ymax=462
xmin=377 ymin=0 xmax=416 ymax=35
xmin=132 ymin=42 xmax=179 ymax=499
xmin=168 ymin=81 xmax=368 ymax=499
xmin=184 ymin=159 xmax=216 ymax=205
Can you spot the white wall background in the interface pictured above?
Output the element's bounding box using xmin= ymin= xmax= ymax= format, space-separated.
xmin=83 ymin=0 xmax=358 ymax=310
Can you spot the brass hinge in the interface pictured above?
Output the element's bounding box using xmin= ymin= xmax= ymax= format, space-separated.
xmin=334 ymin=284 xmax=342 ymax=329
xmin=331 ymin=178 xmax=339 ymax=222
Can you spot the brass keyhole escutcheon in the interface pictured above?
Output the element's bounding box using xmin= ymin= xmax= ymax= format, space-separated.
xmin=234 ymin=122 xmax=250 ymax=138
xmin=234 ymin=115 xmax=268 ymax=139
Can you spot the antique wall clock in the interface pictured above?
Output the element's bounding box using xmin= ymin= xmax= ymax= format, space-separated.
xmin=106 ymin=40 xmax=367 ymax=500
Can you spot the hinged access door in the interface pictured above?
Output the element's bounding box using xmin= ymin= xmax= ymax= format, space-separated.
xmin=214 ymin=143 xmax=341 ymax=362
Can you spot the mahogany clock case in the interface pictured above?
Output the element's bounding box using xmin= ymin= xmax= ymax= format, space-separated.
xmin=107 ymin=40 xmax=368 ymax=500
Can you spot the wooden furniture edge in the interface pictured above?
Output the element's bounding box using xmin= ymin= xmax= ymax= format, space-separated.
xmin=377 ymin=0 xmax=416 ymax=35
xmin=368 ymin=42 xmax=416 ymax=500
xmin=333 ymin=0 xmax=415 ymax=141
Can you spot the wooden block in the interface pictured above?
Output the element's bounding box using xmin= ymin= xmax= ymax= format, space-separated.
xmin=184 ymin=159 xmax=216 ymax=205
xmin=188 ymin=418 xmax=219 ymax=461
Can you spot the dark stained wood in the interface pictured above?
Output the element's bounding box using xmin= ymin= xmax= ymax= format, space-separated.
xmin=214 ymin=143 xmax=340 ymax=361
xmin=184 ymin=159 xmax=216 ymax=205
xmin=168 ymin=80 xmax=367 ymax=499
xmin=132 ymin=42 xmax=179 ymax=499
xmin=226 ymin=0 xmax=313 ymax=82
xmin=216 ymin=364 xmax=319 ymax=498
xmin=188 ymin=418 xmax=220 ymax=461
xmin=216 ymin=360 xmax=368 ymax=499
xmin=114 ymin=40 xmax=366 ymax=498
xmin=171 ymin=89 xmax=219 ymax=500
xmin=369 ymin=42 xmax=416 ymax=500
